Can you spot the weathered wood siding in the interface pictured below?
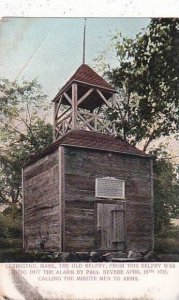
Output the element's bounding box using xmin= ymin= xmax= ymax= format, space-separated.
xmin=23 ymin=145 xmax=153 ymax=253
xmin=23 ymin=150 xmax=61 ymax=251
xmin=64 ymin=147 xmax=153 ymax=252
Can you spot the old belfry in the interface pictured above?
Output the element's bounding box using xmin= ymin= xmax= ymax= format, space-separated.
xmin=22 ymin=63 xmax=154 ymax=253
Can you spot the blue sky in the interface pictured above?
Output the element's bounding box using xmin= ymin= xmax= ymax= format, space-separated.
xmin=0 ymin=18 xmax=150 ymax=99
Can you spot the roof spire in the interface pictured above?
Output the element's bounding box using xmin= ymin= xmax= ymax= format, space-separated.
xmin=82 ymin=18 xmax=87 ymax=64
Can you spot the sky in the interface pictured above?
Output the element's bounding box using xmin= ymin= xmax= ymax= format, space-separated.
xmin=0 ymin=17 xmax=178 ymax=161
xmin=0 ymin=17 xmax=150 ymax=99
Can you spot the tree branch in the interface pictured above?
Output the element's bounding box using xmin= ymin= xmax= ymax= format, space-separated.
xmin=142 ymin=130 xmax=156 ymax=152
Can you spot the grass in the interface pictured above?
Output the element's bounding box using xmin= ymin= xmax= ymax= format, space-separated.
xmin=0 ymin=207 xmax=23 ymax=262
xmin=154 ymin=225 xmax=179 ymax=254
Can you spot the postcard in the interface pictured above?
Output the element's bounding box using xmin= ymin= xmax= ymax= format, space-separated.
xmin=0 ymin=1 xmax=179 ymax=299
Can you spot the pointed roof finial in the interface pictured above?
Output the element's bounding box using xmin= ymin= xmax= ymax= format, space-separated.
xmin=83 ymin=18 xmax=87 ymax=64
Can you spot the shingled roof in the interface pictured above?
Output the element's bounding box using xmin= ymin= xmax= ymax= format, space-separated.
xmin=27 ymin=130 xmax=150 ymax=166
xmin=54 ymin=64 xmax=116 ymax=100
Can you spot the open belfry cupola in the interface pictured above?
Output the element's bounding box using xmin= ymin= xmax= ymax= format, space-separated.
xmin=53 ymin=63 xmax=117 ymax=140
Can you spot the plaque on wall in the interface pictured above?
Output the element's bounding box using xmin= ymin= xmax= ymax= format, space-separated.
xmin=95 ymin=177 xmax=125 ymax=199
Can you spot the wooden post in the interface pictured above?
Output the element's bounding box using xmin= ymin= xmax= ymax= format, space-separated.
xmin=22 ymin=168 xmax=25 ymax=250
xmin=72 ymin=83 xmax=77 ymax=129
xmin=59 ymin=146 xmax=65 ymax=251
xmin=94 ymin=116 xmax=97 ymax=131
xmin=112 ymin=93 xmax=117 ymax=108
xmin=53 ymin=101 xmax=57 ymax=141
xmin=150 ymin=157 xmax=155 ymax=250
xmin=111 ymin=94 xmax=116 ymax=134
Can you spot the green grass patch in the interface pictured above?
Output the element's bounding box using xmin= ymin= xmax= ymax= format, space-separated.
xmin=0 ymin=205 xmax=23 ymax=261
xmin=155 ymin=225 xmax=179 ymax=254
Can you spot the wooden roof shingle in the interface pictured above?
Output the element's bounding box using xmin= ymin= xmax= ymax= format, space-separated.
xmin=53 ymin=64 xmax=116 ymax=101
xmin=27 ymin=130 xmax=150 ymax=166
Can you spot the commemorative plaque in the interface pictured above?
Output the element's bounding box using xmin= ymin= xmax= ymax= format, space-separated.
xmin=95 ymin=177 xmax=125 ymax=199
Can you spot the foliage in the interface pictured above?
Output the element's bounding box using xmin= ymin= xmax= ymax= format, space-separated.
xmin=0 ymin=205 xmax=22 ymax=262
xmin=0 ymin=120 xmax=53 ymax=203
xmin=155 ymin=225 xmax=179 ymax=254
xmin=0 ymin=205 xmax=22 ymax=247
xmin=151 ymin=146 xmax=179 ymax=233
xmin=94 ymin=18 xmax=179 ymax=231
xmin=0 ymin=78 xmax=51 ymax=145
xmin=0 ymin=79 xmax=53 ymax=203
xmin=96 ymin=18 xmax=179 ymax=151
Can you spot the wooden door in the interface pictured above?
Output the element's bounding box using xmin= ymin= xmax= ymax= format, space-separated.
xmin=97 ymin=203 xmax=125 ymax=251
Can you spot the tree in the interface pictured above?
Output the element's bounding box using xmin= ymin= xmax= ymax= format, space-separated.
xmin=96 ymin=18 xmax=179 ymax=151
xmin=151 ymin=146 xmax=179 ymax=233
xmin=0 ymin=78 xmax=52 ymax=149
xmin=0 ymin=121 xmax=53 ymax=203
xmin=0 ymin=79 xmax=53 ymax=204
xmin=93 ymin=18 xmax=179 ymax=232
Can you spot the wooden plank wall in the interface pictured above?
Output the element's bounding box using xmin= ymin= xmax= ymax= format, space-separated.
xmin=64 ymin=147 xmax=153 ymax=252
xmin=23 ymin=150 xmax=61 ymax=251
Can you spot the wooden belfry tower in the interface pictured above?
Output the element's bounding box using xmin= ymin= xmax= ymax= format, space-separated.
xmin=23 ymin=63 xmax=154 ymax=253
xmin=53 ymin=64 xmax=116 ymax=140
